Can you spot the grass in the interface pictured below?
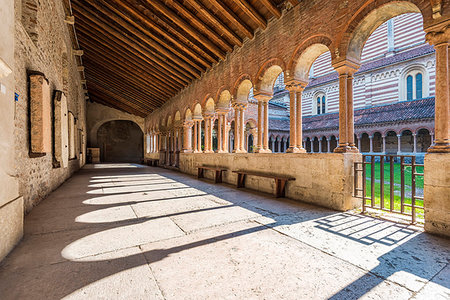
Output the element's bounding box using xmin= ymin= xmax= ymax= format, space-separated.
xmin=360 ymin=162 xmax=424 ymax=220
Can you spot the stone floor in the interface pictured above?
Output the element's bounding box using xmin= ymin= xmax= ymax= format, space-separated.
xmin=0 ymin=163 xmax=449 ymax=300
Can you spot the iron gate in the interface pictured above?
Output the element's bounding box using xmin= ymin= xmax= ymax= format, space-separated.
xmin=354 ymin=155 xmax=424 ymax=223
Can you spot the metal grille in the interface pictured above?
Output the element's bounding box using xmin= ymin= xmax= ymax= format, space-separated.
xmin=354 ymin=155 xmax=424 ymax=223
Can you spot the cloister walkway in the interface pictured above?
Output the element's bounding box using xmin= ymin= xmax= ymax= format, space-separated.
xmin=0 ymin=164 xmax=449 ymax=299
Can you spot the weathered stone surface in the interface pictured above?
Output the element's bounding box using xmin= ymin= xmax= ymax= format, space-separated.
xmin=54 ymin=91 xmax=69 ymax=168
xmin=0 ymin=197 xmax=23 ymax=261
xmin=29 ymin=73 xmax=51 ymax=154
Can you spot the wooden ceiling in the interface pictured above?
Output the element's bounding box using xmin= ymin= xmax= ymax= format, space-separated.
xmin=66 ymin=0 xmax=298 ymax=117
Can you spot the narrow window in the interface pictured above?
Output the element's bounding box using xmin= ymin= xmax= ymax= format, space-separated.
xmin=406 ymin=75 xmax=413 ymax=100
xmin=415 ymin=73 xmax=422 ymax=99
xmin=317 ymin=97 xmax=321 ymax=114
xmin=321 ymin=96 xmax=326 ymax=114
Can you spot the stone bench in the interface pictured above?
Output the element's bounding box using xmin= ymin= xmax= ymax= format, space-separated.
xmin=197 ymin=166 xmax=227 ymax=183
xmin=232 ymin=170 xmax=295 ymax=198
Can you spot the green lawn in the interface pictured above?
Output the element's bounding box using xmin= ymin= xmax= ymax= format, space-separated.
xmin=361 ymin=162 xmax=424 ymax=220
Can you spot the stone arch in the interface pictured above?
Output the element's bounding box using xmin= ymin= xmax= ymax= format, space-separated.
xmin=97 ymin=120 xmax=144 ymax=163
xmin=399 ymin=64 xmax=429 ymax=100
xmin=287 ymin=36 xmax=333 ymax=83
xmin=203 ymin=97 xmax=215 ymax=115
xmin=254 ymin=58 xmax=285 ymax=95
xmin=89 ymin=118 xmax=145 ymax=148
xmin=184 ymin=108 xmax=193 ymax=121
xmin=192 ymin=103 xmax=203 ymax=119
xmin=337 ymin=1 xmax=425 ymax=64
xmin=166 ymin=115 xmax=173 ymax=128
xmin=233 ymin=74 xmax=253 ymax=104
xmin=216 ymin=89 xmax=232 ymax=110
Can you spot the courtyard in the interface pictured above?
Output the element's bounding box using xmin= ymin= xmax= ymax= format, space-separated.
xmin=0 ymin=164 xmax=448 ymax=299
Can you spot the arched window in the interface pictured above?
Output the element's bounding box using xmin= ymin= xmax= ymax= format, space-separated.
xmin=416 ymin=73 xmax=422 ymax=99
xmin=314 ymin=92 xmax=326 ymax=115
xmin=402 ymin=67 xmax=427 ymax=100
xmin=406 ymin=75 xmax=413 ymax=100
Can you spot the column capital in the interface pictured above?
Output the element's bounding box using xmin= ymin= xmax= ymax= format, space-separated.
xmin=183 ymin=120 xmax=194 ymax=128
xmin=425 ymin=20 xmax=450 ymax=46
xmin=285 ymin=80 xmax=308 ymax=92
xmin=253 ymin=92 xmax=272 ymax=103
xmin=232 ymin=102 xmax=247 ymax=109
xmin=203 ymin=113 xmax=215 ymax=119
xmin=216 ymin=108 xmax=230 ymax=115
xmin=332 ymin=59 xmax=360 ymax=75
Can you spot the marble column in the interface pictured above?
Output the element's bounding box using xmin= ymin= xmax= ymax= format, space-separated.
xmin=217 ymin=113 xmax=223 ymax=152
xmin=182 ymin=121 xmax=193 ymax=153
xmin=286 ymin=89 xmax=297 ymax=152
xmin=256 ymin=100 xmax=263 ymax=152
xmin=193 ymin=120 xmax=198 ymax=153
xmin=426 ymin=25 xmax=450 ymax=152
xmin=233 ymin=106 xmax=240 ymax=153
xmin=254 ymin=94 xmax=271 ymax=153
xmin=397 ymin=134 xmax=401 ymax=154
xmin=204 ymin=116 xmax=214 ymax=153
xmin=197 ymin=120 xmax=202 ymax=152
xmin=369 ymin=135 xmax=373 ymax=153
xmin=382 ymin=135 xmax=386 ymax=153
xmin=333 ymin=62 xmax=360 ymax=153
xmin=239 ymin=108 xmax=246 ymax=152
xmin=413 ymin=133 xmax=417 ymax=153
xmin=327 ymin=138 xmax=331 ymax=153
xmin=263 ymin=101 xmax=271 ymax=152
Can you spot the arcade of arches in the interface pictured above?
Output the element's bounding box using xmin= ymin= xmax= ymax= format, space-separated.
xmin=0 ymin=0 xmax=449 ymax=298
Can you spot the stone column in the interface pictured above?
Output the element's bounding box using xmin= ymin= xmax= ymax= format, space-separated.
xmin=327 ymin=138 xmax=331 ymax=153
xmin=204 ymin=115 xmax=214 ymax=153
xmin=295 ymin=89 xmax=306 ymax=152
xmin=413 ymin=133 xmax=417 ymax=153
xmin=233 ymin=105 xmax=240 ymax=153
xmin=197 ymin=120 xmax=202 ymax=152
xmin=369 ymin=135 xmax=373 ymax=153
xmin=182 ymin=121 xmax=193 ymax=153
xmin=333 ymin=62 xmax=360 ymax=153
xmin=271 ymin=138 xmax=275 ymax=152
xmin=217 ymin=113 xmax=223 ymax=152
xmin=283 ymin=140 xmax=287 ymax=153
xmin=193 ymin=120 xmax=198 ymax=153
xmin=223 ymin=117 xmax=229 ymax=153
xmin=426 ymin=25 xmax=450 ymax=152
xmin=239 ymin=107 xmax=246 ymax=152
xmin=318 ymin=139 xmax=322 ymax=153
xmin=254 ymin=94 xmax=271 ymax=153
xmin=256 ymin=100 xmax=263 ymax=152
xmin=357 ymin=137 xmax=361 ymax=151
xmin=286 ymin=89 xmax=297 ymax=152
xmin=431 ymin=132 xmax=434 ymax=144
xmin=397 ymin=134 xmax=401 ymax=154
xmin=382 ymin=135 xmax=386 ymax=153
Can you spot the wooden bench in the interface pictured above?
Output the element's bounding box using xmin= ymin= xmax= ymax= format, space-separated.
xmin=232 ymin=170 xmax=295 ymax=198
xmin=197 ymin=166 xmax=227 ymax=183
xmin=147 ymin=158 xmax=159 ymax=167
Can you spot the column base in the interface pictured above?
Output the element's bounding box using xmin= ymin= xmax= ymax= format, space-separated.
xmin=182 ymin=149 xmax=193 ymax=153
xmin=287 ymin=147 xmax=307 ymax=153
xmin=204 ymin=150 xmax=214 ymax=153
xmin=233 ymin=149 xmax=247 ymax=154
xmin=193 ymin=150 xmax=202 ymax=154
xmin=334 ymin=145 xmax=359 ymax=153
xmin=427 ymin=143 xmax=450 ymax=153
xmin=255 ymin=148 xmax=272 ymax=153
xmin=217 ymin=150 xmax=228 ymax=154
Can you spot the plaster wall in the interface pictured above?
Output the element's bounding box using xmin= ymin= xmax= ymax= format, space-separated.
xmin=0 ymin=0 xmax=22 ymax=261
xmin=179 ymin=153 xmax=361 ymax=211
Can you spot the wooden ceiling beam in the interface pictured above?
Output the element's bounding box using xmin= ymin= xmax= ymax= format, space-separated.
xmin=72 ymin=1 xmax=192 ymax=85
xmin=87 ymin=81 xmax=152 ymax=115
xmin=208 ymin=0 xmax=253 ymax=39
xmin=86 ymin=59 xmax=170 ymax=108
xmin=76 ymin=19 xmax=187 ymax=89
xmin=82 ymin=53 xmax=169 ymax=104
xmin=165 ymin=0 xmax=234 ymax=51
xmin=184 ymin=0 xmax=243 ymax=47
xmin=260 ymin=0 xmax=282 ymax=18
xmin=126 ymin=0 xmax=217 ymax=65
xmin=82 ymin=0 xmax=202 ymax=78
xmin=112 ymin=0 xmax=213 ymax=69
xmin=144 ymin=0 xmax=227 ymax=59
xmin=86 ymin=70 xmax=161 ymax=111
xmin=235 ymin=0 xmax=267 ymax=29
xmin=76 ymin=25 xmax=180 ymax=94
xmin=89 ymin=89 xmax=148 ymax=117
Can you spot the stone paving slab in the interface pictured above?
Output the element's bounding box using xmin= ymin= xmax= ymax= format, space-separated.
xmin=0 ymin=164 xmax=449 ymax=299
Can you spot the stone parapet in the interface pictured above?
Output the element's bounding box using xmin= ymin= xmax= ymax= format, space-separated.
xmin=424 ymin=153 xmax=450 ymax=236
xmin=179 ymin=153 xmax=361 ymax=211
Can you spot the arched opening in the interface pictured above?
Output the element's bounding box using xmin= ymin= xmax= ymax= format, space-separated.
xmin=212 ymin=118 xmax=218 ymax=151
xmin=320 ymin=136 xmax=327 ymax=152
xmin=268 ymin=136 xmax=273 ymax=152
xmin=280 ymin=137 xmax=286 ymax=152
xmin=373 ymin=132 xmax=383 ymax=152
xmin=248 ymin=134 xmax=254 ymax=153
xmin=229 ymin=120 xmax=235 ymax=152
xmin=274 ymin=136 xmax=280 ymax=153
xmin=360 ymin=133 xmax=370 ymax=153
xmin=97 ymin=120 xmax=143 ymax=163
xmin=312 ymin=137 xmax=319 ymax=153
xmin=416 ymin=128 xmax=431 ymax=152
xmin=400 ymin=130 xmax=414 ymax=153
xmin=329 ymin=136 xmax=338 ymax=152
xmin=385 ymin=131 xmax=398 ymax=154
xmin=305 ymin=137 xmax=311 ymax=152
